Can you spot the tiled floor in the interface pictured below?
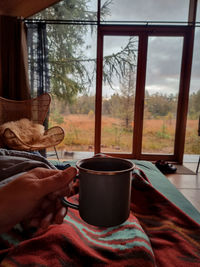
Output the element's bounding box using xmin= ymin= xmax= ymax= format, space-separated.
xmin=167 ymin=162 xmax=200 ymax=212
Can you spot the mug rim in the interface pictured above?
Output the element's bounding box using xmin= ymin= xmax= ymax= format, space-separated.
xmin=76 ymin=157 xmax=135 ymax=175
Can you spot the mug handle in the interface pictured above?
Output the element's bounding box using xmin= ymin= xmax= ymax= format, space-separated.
xmin=61 ymin=197 xmax=79 ymax=210
xmin=61 ymin=175 xmax=79 ymax=210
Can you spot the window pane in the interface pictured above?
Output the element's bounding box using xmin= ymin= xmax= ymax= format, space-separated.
xmin=101 ymin=36 xmax=138 ymax=154
xmin=48 ymin=24 xmax=96 ymax=159
xmin=142 ymin=36 xmax=183 ymax=154
xmin=197 ymin=0 xmax=200 ymax=21
xmin=28 ymin=23 xmax=97 ymax=160
xmin=185 ymin=27 xmax=200 ymax=158
xmin=101 ymin=0 xmax=189 ymax=23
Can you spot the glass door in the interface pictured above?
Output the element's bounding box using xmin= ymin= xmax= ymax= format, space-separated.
xmin=95 ymin=26 xmax=194 ymax=163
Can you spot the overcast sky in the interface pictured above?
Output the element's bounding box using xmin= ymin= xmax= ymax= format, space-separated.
xmin=102 ymin=0 xmax=189 ymax=22
xmin=98 ymin=0 xmax=200 ymax=96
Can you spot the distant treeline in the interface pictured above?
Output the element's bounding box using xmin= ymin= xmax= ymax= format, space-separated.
xmin=52 ymin=89 xmax=200 ymax=121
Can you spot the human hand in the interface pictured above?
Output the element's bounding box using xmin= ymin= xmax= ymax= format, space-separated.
xmin=0 ymin=167 xmax=77 ymax=234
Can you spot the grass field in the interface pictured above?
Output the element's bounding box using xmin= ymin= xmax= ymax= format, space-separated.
xmin=50 ymin=114 xmax=200 ymax=155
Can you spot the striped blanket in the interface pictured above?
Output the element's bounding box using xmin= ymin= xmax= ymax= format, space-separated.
xmin=0 ymin=169 xmax=200 ymax=266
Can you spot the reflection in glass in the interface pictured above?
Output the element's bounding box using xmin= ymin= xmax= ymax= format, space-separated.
xmin=142 ymin=36 xmax=183 ymax=154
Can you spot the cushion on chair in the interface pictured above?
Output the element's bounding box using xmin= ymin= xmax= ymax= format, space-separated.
xmin=0 ymin=118 xmax=64 ymax=151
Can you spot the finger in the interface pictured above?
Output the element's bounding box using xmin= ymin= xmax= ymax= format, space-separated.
xmin=41 ymin=198 xmax=52 ymax=210
xmin=40 ymin=212 xmax=54 ymax=229
xmin=28 ymin=167 xmax=61 ymax=179
xmin=21 ymin=217 xmax=41 ymax=230
xmin=28 ymin=217 xmax=41 ymax=228
xmin=39 ymin=199 xmax=66 ymax=227
xmin=47 ymin=186 xmax=71 ymax=201
xmin=48 ymin=180 xmax=75 ymax=200
xmin=54 ymin=206 xmax=67 ymax=224
xmin=38 ymin=167 xmax=77 ymax=197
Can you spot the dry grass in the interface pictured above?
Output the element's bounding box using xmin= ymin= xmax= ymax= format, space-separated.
xmin=50 ymin=114 xmax=199 ymax=154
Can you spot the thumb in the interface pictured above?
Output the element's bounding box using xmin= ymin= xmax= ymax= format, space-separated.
xmin=38 ymin=167 xmax=77 ymax=197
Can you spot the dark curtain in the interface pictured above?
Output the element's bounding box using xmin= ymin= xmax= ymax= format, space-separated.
xmin=26 ymin=22 xmax=50 ymax=97
xmin=0 ymin=15 xmax=30 ymax=100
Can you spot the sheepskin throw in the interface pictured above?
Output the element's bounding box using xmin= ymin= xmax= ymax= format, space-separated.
xmin=0 ymin=118 xmax=64 ymax=150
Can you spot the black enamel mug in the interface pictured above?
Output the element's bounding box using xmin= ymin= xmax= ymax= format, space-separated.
xmin=62 ymin=157 xmax=135 ymax=227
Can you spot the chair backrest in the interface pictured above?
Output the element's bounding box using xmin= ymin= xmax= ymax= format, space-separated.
xmin=0 ymin=93 xmax=51 ymax=125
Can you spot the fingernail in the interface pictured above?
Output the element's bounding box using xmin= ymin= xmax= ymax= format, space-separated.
xmin=60 ymin=207 xmax=67 ymax=217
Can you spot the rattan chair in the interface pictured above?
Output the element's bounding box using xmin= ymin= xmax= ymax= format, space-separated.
xmin=0 ymin=93 xmax=64 ymax=159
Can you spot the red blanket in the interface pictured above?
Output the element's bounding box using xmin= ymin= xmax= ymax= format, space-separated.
xmin=0 ymin=169 xmax=200 ymax=266
xmin=132 ymin=170 xmax=200 ymax=267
